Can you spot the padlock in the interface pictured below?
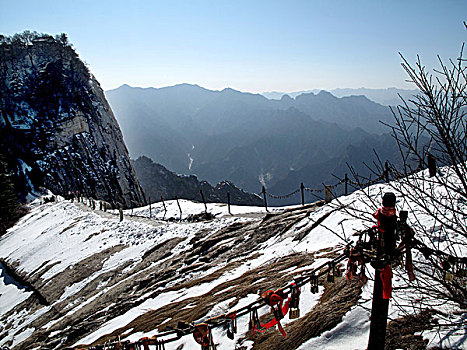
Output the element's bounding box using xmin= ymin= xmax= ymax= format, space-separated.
xmin=455 ymin=262 xmax=467 ymax=277
xmin=444 ymin=271 xmax=455 ymax=282
xmin=289 ymin=307 xmax=300 ymax=319
xmin=289 ymin=284 xmax=300 ymax=319
xmin=273 ymin=305 xmax=284 ymax=321
xmin=310 ymin=275 xmax=319 ymax=293
xmin=327 ymin=262 xmax=335 ymax=283
xmin=248 ymin=311 xmax=255 ymax=331
xmin=459 ymin=267 xmax=467 ymax=278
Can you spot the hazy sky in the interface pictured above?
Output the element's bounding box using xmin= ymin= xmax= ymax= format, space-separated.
xmin=2 ymin=0 xmax=466 ymax=92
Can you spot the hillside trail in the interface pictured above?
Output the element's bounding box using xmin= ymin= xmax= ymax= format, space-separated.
xmin=74 ymin=201 xmax=164 ymax=226
xmin=73 ymin=201 xmax=269 ymax=226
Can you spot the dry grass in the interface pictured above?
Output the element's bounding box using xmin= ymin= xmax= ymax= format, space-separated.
xmin=9 ymin=203 xmax=332 ymax=349
xmin=250 ymin=277 xmax=362 ymax=350
xmin=385 ymin=310 xmax=436 ymax=350
xmin=84 ymin=253 xmax=317 ymax=347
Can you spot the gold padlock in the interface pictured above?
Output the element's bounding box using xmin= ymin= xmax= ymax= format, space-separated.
xmin=289 ymin=307 xmax=300 ymax=319
xmin=444 ymin=272 xmax=455 ymax=282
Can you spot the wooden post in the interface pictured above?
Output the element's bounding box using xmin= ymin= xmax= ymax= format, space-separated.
xmin=368 ymin=265 xmax=390 ymax=350
xmin=300 ymin=182 xmax=305 ymax=206
xmin=345 ymin=173 xmax=348 ymax=196
xmin=160 ymin=196 xmax=167 ymax=219
xmin=384 ymin=161 xmax=390 ymax=183
xmin=227 ymin=192 xmax=231 ymax=215
xmin=262 ymin=186 xmax=268 ymax=212
xmin=176 ymin=196 xmax=182 ymax=220
xmin=149 ymin=197 xmax=151 ymax=218
xmin=367 ymin=193 xmax=396 ymax=349
xmin=119 ymin=208 xmax=123 ymax=222
xmin=428 ymin=153 xmax=437 ymax=177
xmin=200 ymin=190 xmax=207 ymax=213
xmin=325 ymin=185 xmax=332 ymax=203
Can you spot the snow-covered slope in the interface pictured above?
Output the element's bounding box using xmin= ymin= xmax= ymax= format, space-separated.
xmin=1 ymin=167 xmax=465 ymax=349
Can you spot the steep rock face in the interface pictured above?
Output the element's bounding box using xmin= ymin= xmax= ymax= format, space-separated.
xmin=133 ymin=155 xmax=262 ymax=205
xmin=0 ymin=33 xmax=145 ymax=207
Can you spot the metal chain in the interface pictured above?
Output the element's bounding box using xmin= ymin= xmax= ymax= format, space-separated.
xmin=80 ymin=250 xmax=349 ymax=349
xmin=304 ymin=187 xmax=324 ymax=193
xmin=267 ymin=188 xmax=300 ymax=199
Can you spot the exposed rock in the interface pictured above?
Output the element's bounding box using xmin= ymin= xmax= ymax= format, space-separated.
xmin=0 ymin=32 xmax=145 ymax=207
xmin=186 ymin=211 xmax=215 ymax=222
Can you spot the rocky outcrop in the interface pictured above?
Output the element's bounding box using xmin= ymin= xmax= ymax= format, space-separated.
xmin=133 ymin=155 xmax=262 ymax=205
xmin=0 ymin=32 xmax=145 ymax=207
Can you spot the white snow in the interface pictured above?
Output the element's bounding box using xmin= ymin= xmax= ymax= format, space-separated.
xmin=0 ymin=262 xmax=32 ymax=314
xmin=1 ymin=165 xmax=466 ymax=349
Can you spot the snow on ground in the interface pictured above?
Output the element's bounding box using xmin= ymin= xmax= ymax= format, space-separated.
xmin=297 ymin=284 xmax=372 ymax=350
xmin=1 ymin=166 xmax=466 ymax=349
xmin=0 ymin=199 xmax=265 ymax=348
xmin=0 ymin=262 xmax=33 ymax=315
xmin=119 ymin=197 xmax=288 ymax=220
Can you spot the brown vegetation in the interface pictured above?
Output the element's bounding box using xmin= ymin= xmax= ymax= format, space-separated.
xmin=385 ymin=310 xmax=437 ymax=350
xmin=251 ymin=277 xmax=362 ymax=350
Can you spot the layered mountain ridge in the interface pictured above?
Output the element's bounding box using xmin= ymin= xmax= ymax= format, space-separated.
xmin=262 ymin=87 xmax=418 ymax=106
xmin=107 ymin=84 xmax=400 ymax=201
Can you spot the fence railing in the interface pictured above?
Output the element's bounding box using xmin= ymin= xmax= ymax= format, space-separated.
xmin=260 ymin=160 xmax=391 ymax=212
xmin=71 ymin=159 xmax=432 ymax=220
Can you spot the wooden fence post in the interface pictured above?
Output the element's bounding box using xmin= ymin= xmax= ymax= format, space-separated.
xmin=227 ymin=192 xmax=231 ymax=215
xmin=345 ymin=173 xmax=348 ymax=196
xmin=300 ymin=182 xmax=305 ymax=206
xmin=325 ymin=185 xmax=332 ymax=203
xmin=428 ymin=153 xmax=437 ymax=177
xmin=200 ymin=190 xmax=207 ymax=213
xmin=176 ymin=196 xmax=182 ymax=220
xmin=119 ymin=208 xmax=123 ymax=222
xmin=384 ymin=161 xmax=390 ymax=183
xmin=160 ymin=196 xmax=167 ymax=220
xmin=149 ymin=197 xmax=151 ymax=218
xmin=262 ymin=186 xmax=268 ymax=212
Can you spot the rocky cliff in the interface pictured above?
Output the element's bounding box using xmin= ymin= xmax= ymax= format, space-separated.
xmin=0 ymin=32 xmax=145 ymax=207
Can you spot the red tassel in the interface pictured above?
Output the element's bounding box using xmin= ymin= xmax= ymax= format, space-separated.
xmin=380 ymin=264 xmax=392 ymax=299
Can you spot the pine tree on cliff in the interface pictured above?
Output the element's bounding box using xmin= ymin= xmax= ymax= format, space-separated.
xmin=0 ymin=154 xmax=27 ymax=236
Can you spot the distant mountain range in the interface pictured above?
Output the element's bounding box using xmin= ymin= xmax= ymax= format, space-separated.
xmin=262 ymin=87 xmax=418 ymax=106
xmin=106 ymin=84 xmax=401 ymax=204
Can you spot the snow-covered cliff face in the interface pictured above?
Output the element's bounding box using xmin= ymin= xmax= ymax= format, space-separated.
xmin=0 ymin=33 xmax=145 ymax=207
